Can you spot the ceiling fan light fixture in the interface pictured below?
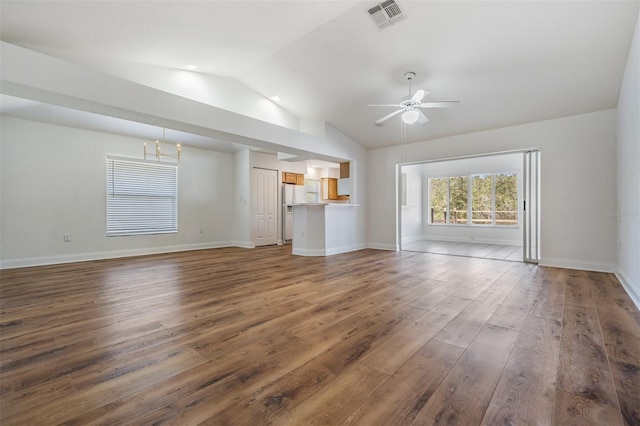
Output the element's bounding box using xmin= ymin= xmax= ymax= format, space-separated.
xmin=401 ymin=109 xmax=419 ymax=124
xmin=369 ymin=72 xmax=460 ymax=125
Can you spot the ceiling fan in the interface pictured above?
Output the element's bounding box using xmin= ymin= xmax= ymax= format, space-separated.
xmin=369 ymin=72 xmax=460 ymax=125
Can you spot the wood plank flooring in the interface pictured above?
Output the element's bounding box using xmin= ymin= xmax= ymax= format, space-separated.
xmin=403 ymin=240 xmax=523 ymax=261
xmin=1 ymin=246 xmax=639 ymax=425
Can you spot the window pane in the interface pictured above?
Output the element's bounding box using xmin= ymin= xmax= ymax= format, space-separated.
xmin=305 ymin=179 xmax=319 ymax=203
xmin=449 ymin=176 xmax=468 ymax=224
xmin=429 ymin=178 xmax=447 ymax=224
xmin=472 ymin=174 xmax=493 ymax=225
xmin=495 ymin=173 xmax=518 ymax=226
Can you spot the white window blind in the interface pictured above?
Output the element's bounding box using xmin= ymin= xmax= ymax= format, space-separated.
xmin=106 ymin=157 xmax=178 ymax=236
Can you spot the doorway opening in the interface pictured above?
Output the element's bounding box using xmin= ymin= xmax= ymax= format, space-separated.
xmin=398 ymin=150 xmax=540 ymax=263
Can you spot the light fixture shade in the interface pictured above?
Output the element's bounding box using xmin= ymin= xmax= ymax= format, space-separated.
xmin=402 ymin=109 xmax=420 ymax=124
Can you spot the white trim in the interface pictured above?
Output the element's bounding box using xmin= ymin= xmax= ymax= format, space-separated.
xmin=401 ymin=235 xmax=424 ymax=244
xmin=292 ymin=243 xmax=367 ymax=257
xmin=398 ymin=147 xmax=542 ymax=167
xmin=325 ymin=243 xmax=368 ymax=256
xmin=105 ymin=154 xmax=178 ymax=166
xmin=0 ymin=242 xmax=237 ymax=270
xmin=423 ymin=236 xmax=522 ymax=246
xmin=292 ymin=247 xmax=327 ymax=256
xmin=615 ymin=269 xmax=640 ymax=311
xmin=368 ymin=243 xmax=398 ymax=251
xmin=234 ymin=241 xmax=256 ymax=249
xmin=427 ymin=223 xmax=521 ymax=229
xmin=539 ymin=257 xmax=616 ymax=273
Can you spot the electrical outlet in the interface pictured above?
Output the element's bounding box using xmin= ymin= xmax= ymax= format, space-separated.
xmin=63 ymin=234 xmax=71 ymax=242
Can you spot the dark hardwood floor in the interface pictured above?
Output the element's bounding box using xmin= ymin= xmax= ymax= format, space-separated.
xmin=1 ymin=246 xmax=639 ymax=425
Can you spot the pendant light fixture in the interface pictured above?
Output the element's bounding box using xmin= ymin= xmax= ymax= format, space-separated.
xmin=144 ymin=128 xmax=181 ymax=163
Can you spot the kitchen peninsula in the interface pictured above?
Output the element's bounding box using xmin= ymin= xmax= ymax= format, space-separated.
xmin=291 ymin=203 xmax=360 ymax=256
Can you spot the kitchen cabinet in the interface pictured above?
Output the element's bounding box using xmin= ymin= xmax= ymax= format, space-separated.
xmin=283 ymin=172 xmax=305 ymax=185
xmin=282 ymin=172 xmax=297 ymax=184
xmin=328 ymin=180 xmax=337 ymax=200
xmin=321 ymin=178 xmax=338 ymax=200
xmin=340 ymin=162 xmax=350 ymax=178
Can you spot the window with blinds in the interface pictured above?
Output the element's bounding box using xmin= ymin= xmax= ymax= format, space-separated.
xmin=106 ymin=157 xmax=178 ymax=236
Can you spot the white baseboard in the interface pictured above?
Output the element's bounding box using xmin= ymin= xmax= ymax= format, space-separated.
xmin=422 ymin=235 xmax=522 ymax=246
xmin=367 ymin=243 xmax=398 ymax=251
xmin=325 ymin=243 xmax=368 ymax=256
xmin=615 ymin=269 xmax=640 ymax=312
xmin=292 ymin=247 xmax=326 ymax=256
xmin=293 ymin=243 xmax=368 ymax=257
xmin=233 ymin=241 xmax=256 ymax=249
xmin=539 ymin=257 xmax=616 ymax=273
xmin=401 ymin=235 xmax=423 ymax=244
xmin=0 ymin=241 xmax=238 ymax=269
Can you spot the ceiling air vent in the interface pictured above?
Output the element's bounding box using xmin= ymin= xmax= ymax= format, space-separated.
xmin=368 ymin=0 xmax=404 ymax=29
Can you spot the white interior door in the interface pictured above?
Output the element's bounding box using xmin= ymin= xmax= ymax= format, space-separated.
xmin=254 ymin=168 xmax=278 ymax=246
xmin=523 ymin=150 xmax=541 ymax=263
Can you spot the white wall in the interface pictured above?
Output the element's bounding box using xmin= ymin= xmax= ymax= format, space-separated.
xmin=324 ymin=206 xmax=364 ymax=255
xmin=0 ymin=42 xmax=359 ymax=164
xmin=306 ymin=167 xmax=322 ymax=180
xmin=0 ymin=116 xmax=235 ymax=268
xmin=97 ymin=62 xmax=301 ymax=131
xmin=319 ymin=167 xmax=340 ymax=179
xmin=368 ymin=109 xmax=618 ymax=272
xmin=13 ymin=49 xmax=301 ymax=132
xmin=616 ymin=10 xmax=640 ymax=307
xmin=419 ymin=154 xmax=523 ymax=246
xmin=292 ymin=205 xmax=364 ymax=256
xmin=233 ymin=149 xmax=251 ymax=248
xmin=251 ymin=152 xmax=307 ymax=175
xmin=400 ymin=164 xmax=423 ymax=243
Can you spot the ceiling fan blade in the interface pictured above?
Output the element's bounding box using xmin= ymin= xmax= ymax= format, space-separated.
xmin=419 ymin=101 xmax=461 ymax=108
xmin=368 ymin=104 xmax=404 ymax=108
xmin=411 ymin=89 xmax=428 ymax=103
xmin=417 ymin=110 xmax=429 ymax=124
xmin=375 ymin=109 xmax=404 ymax=125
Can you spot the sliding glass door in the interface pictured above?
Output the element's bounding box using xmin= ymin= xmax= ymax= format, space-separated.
xmin=523 ymin=150 xmax=540 ymax=263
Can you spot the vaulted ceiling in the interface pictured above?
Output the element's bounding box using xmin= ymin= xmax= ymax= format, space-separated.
xmin=1 ymin=1 xmax=638 ymax=149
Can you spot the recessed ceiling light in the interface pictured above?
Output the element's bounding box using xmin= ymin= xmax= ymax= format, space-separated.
xmin=185 ymin=64 xmax=198 ymax=70
xmin=270 ymin=95 xmax=281 ymax=102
